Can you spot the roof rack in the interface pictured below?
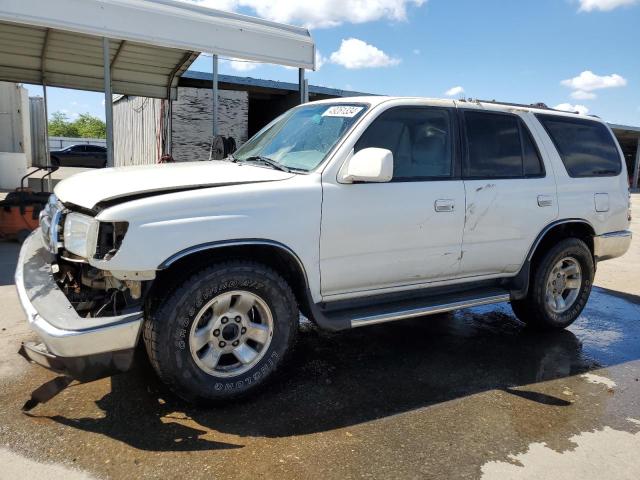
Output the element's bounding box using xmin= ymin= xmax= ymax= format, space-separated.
xmin=460 ymin=98 xmax=579 ymax=114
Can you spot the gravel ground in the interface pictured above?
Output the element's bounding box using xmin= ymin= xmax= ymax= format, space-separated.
xmin=0 ymin=195 xmax=638 ymax=480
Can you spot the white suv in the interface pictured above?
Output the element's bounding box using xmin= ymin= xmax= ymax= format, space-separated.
xmin=17 ymin=97 xmax=632 ymax=403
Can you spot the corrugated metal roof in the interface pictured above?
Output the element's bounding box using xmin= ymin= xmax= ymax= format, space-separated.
xmin=0 ymin=0 xmax=315 ymax=99
xmin=181 ymin=71 xmax=372 ymax=98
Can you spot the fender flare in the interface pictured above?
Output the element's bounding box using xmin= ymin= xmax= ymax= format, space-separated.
xmin=509 ymin=218 xmax=596 ymax=299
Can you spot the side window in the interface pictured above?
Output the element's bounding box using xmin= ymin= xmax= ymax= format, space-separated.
xmin=463 ymin=111 xmax=545 ymax=179
xmin=354 ymin=107 xmax=453 ymax=180
xmin=70 ymin=145 xmax=85 ymax=152
xmin=464 ymin=111 xmax=522 ymax=178
xmin=535 ymin=114 xmax=622 ymax=177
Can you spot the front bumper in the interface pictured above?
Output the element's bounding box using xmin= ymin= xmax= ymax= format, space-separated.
xmin=15 ymin=230 xmax=143 ymax=381
xmin=593 ymin=230 xmax=632 ymax=262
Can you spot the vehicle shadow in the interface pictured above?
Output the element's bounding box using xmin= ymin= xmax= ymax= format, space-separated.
xmin=43 ymin=301 xmax=619 ymax=451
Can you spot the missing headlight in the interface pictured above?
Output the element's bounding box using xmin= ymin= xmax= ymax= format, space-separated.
xmin=94 ymin=222 xmax=128 ymax=260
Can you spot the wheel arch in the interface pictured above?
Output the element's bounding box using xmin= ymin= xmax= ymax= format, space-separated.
xmin=148 ymin=239 xmax=314 ymax=319
xmin=509 ymin=219 xmax=596 ymax=299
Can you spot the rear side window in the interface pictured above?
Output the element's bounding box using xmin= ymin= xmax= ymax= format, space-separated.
xmin=536 ymin=114 xmax=621 ymax=177
xmin=463 ymin=111 xmax=544 ymax=178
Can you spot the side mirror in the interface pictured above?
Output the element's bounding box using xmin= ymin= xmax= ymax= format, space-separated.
xmin=342 ymin=148 xmax=393 ymax=183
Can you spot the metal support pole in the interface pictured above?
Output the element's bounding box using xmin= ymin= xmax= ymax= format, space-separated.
xmin=212 ymin=54 xmax=219 ymax=137
xmin=43 ymin=83 xmax=51 ymax=191
xmin=103 ymin=37 xmax=114 ymax=168
xmin=633 ymin=137 xmax=640 ymax=190
xmin=298 ymin=68 xmax=306 ymax=104
xmin=167 ymin=99 xmax=173 ymax=156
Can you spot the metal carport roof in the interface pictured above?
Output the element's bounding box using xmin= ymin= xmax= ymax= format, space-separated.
xmin=0 ymin=0 xmax=316 ymax=99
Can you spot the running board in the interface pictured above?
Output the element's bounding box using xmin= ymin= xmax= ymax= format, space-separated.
xmin=350 ymin=291 xmax=510 ymax=327
xmin=310 ymin=287 xmax=511 ymax=331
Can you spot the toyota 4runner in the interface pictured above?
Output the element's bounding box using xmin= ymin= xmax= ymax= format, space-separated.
xmin=16 ymin=97 xmax=632 ymax=403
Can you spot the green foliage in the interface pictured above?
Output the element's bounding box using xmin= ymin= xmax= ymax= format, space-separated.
xmin=74 ymin=113 xmax=107 ymax=138
xmin=48 ymin=112 xmax=79 ymax=137
xmin=48 ymin=111 xmax=106 ymax=139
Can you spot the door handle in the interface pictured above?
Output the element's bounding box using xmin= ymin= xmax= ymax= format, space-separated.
xmin=537 ymin=195 xmax=553 ymax=207
xmin=434 ymin=199 xmax=455 ymax=212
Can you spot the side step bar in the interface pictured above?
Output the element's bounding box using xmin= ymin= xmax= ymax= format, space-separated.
xmin=350 ymin=292 xmax=510 ymax=328
xmin=310 ymin=287 xmax=511 ymax=331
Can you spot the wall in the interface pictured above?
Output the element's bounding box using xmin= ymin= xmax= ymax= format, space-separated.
xmin=112 ymin=88 xmax=248 ymax=166
xmin=49 ymin=137 xmax=107 ymax=150
xmin=0 ymin=152 xmax=27 ymax=189
xmin=171 ymin=87 xmax=248 ymax=162
xmin=113 ymin=96 xmax=164 ymax=167
xmin=0 ymin=82 xmax=24 ymax=154
xmin=30 ymin=97 xmax=46 ymax=166
xmin=0 ymin=82 xmax=30 ymax=187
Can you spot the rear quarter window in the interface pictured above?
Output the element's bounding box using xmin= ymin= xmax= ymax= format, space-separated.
xmin=535 ymin=114 xmax=622 ymax=177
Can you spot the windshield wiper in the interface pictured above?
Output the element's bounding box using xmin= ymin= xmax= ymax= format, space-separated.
xmin=243 ymin=155 xmax=292 ymax=173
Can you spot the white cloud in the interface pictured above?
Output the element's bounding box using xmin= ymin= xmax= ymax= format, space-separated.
xmin=329 ymin=38 xmax=400 ymax=69
xmin=224 ymin=58 xmax=259 ymax=71
xmin=60 ymin=109 xmax=80 ymax=120
xmin=445 ymin=86 xmax=464 ymax=97
xmin=412 ymin=48 xmax=421 ymax=55
xmin=554 ymin=103 xmax=590 ymax=115
xmin=561 ymin=70 xmax=627 ymax=92
xmin=182 ymin=0 xmax=426 ymax=28
xmin=578 ymin=0 xmax=639 ymax=12
xmin=280 ymin=50 xmax=326 ymax=71
xmin=570 ymin=90 xmax=597 ymax=100
xmin=314 ymin=50 xmax=326 ymax=70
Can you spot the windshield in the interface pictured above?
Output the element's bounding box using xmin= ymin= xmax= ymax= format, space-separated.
xmin=232 ymin=103 xmax=368 ymax=172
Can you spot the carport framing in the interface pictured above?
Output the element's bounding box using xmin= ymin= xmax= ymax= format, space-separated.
xmin=0 ymin=0 xmax=315 ymax=168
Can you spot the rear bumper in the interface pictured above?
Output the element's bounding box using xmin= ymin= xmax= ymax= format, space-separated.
xmin=15 ymin=230 xmax=143 ymax=381
xmin=594 ymin=230 xmax=632 ymax=261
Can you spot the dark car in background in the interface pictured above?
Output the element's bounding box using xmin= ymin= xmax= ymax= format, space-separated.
xmin=50 ymin=144 xmax=107 ymax=168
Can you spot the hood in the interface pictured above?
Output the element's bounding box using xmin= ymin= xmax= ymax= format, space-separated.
xmin=54 ymin=161 xmax=294 ymax=210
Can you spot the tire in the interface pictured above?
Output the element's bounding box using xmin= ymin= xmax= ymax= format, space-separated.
xmin=50 ymin=156 xmax=60 ymax=167
xmin=143 ymin=260 xmax=298 ymax=404
xmin=511 ymin=238 xmax=594 ymax=330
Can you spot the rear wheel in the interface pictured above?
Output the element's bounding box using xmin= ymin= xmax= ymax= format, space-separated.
xmin=143 ymin=261 xmax=298 ymax=403
xmin=511 ymin=238 xmax=594 ymax=330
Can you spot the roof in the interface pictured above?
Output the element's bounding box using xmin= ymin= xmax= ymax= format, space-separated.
xmin=0 ymin=0 xmax=315 ymax=99
xmin=180 ymin=71 xmax=371 ymax=98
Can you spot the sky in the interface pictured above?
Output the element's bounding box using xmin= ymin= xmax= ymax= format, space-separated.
xmin=25 ymin=0 xmax=640 ymax=126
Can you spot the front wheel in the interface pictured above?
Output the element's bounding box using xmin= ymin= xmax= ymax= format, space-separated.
xmin=143 ymin=261 xmax=298 ymax=403
xmin=511 ymin=238 xmax=594 ymax=330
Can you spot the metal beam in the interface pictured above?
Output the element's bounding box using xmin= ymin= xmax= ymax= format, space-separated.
xmin=298 ymin=68 xmax=306 ymax=104
xmin=110 ymin=40 xmax=126 ymax=69
xmin=103 ymin=37 xmax=114 ymax=167
xmin=633 ymin=137 xmax=640 ymax=190
xmin=41 ymin=28 xmax=51 ymax=190
xmin=212 ymin=53 xmax=218 ymax=137
xmin=42 ymin=83 xmax=51 ymax=191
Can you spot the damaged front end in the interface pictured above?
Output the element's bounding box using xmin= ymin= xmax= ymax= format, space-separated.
xmin=16 ymin=196 xmax=148 ymax=409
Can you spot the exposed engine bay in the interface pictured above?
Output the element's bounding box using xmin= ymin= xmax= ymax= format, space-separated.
xmin=55 ymin=255 xmax=143 ymax=317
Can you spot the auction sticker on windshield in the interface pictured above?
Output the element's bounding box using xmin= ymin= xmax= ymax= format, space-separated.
xmin=322 ymin=106 xmax=364 ymax=118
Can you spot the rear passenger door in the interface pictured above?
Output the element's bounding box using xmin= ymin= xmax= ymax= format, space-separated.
xmin=459 ymin=109 xmax=558 ymax=277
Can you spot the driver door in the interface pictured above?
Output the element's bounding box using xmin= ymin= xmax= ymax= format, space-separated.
xmin=320 ymin=106 xmax=466 ymax=298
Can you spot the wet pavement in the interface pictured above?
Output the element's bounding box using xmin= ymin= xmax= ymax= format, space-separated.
xmin=0 ymin=199 xmax=639 ymax=479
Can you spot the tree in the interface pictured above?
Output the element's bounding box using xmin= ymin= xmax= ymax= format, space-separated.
xmin=48 ymin=111 xmax=79 ymax=137
xmin=48 ymin=111 xmax=106 ymax=139
xmin=74 ymin=113 xmax=106 ymax=138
